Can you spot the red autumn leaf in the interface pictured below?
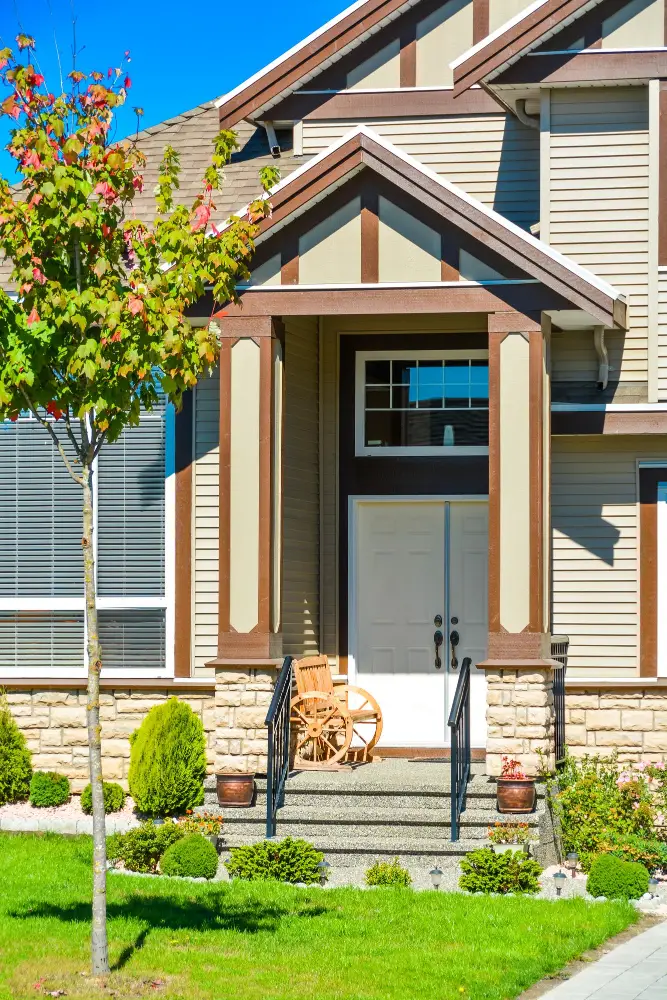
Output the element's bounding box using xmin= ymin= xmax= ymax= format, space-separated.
xmin=93 ymin=181 xmax=117 ymax=205
xmin=46 ymin=401 xmax=64 ymax=420
xmin=124 ymin=76 xmax=132 ymax=90
xmin=32 ymin=266 xmax=46 ymax=285
xmin=191 ymin=204 xmax=211 ymax=232
xmin=32 ymin=73 xmax=44 ymax=87
xmin=128 ymin=295 xmax=144 ymax=315
xmin=23 ymin=150 xmax=42 ymax=169
xmin=9 ymin=413 xmax=19 ymax=422
xmin=27 ymin=307 xmax=39 ymax=325
xmin=132 ymin=176 xmax=143 ymax=192
xmin=101 ymin=224 xmax=112 ymax=238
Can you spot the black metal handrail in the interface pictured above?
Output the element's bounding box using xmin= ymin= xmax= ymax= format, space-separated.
xmin=265 ymin=655 xmax=293 ymax=839
xmin=551 ymin=635 xmax=569 ymax=769
xmin=448 ymin=656 xmax=472 ymax=843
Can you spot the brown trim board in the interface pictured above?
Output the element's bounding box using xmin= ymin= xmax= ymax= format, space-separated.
xmin=452 ymin=0 xmax=603 ymax=96
xmin=552 ymin=410 xmax=667 ymax=435
xmin=473 ymin=0 xmax=489 ymax=44
xmin=235 ymin=131 xmax=625 ymax=329
xmin=639 ymin=466 xmax=667 ymax=678
xmin=493 ymin=50 xmax=667 ymax=87
xmin=267 ymin=87 xmax=501 ymax=122
xmin=174 ymin=390 xmax=194 ymax=677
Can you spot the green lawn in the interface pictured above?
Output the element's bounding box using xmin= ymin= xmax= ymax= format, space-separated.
xmin=0 ymin=833 xmax=638 ymax=1000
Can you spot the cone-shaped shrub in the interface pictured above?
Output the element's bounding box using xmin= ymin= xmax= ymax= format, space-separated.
xmin=128 ymin=697 xmax=206 ymax=816
xmin=0 ymin=693 xmax=32 ymax=806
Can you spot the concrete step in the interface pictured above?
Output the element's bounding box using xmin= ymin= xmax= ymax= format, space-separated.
xmin=221 ymin=804 xmax=543 ymax=828
xmin=219 ymin=834 xmax=492 ymax=865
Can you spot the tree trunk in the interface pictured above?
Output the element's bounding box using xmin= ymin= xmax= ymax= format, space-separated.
xmin=82 ymin=464 xmax=110 ymax=976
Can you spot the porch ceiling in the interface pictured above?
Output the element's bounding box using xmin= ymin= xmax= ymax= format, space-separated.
xmin=219 ymin=126 xmax=626 ymax=331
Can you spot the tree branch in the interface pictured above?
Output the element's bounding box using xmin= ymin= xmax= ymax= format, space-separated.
xmin=19 ymin=388 xmax=85 ymax=486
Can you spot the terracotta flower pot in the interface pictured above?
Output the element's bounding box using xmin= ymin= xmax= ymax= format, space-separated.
xmin=216 ymin=772 xmax=255 ymax=808
xmin=496 ymin=777 xmax=536 ymax=814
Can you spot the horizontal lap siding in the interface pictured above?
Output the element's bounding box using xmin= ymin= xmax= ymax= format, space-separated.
xmin=302 ymin=116 xmax=539 ymax=229
xmin=549 ymin=88 xmax=649 ymax=383
xmin=283 ymin=317 xmax=320 ymax=657
xmin=659 ymin=268 xmax=667 ymax=399
xmin=551 ymin=437 xmax=667 ymax=677
xmin=192 ymin=373 xmax=219 ymax=675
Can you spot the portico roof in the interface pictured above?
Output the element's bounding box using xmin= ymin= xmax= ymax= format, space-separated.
xmin=223 ymin=126 xmax=626 ymax=330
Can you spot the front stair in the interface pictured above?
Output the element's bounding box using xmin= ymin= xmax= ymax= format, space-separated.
xmin=204 ymin=760 xmax=556 ymax=872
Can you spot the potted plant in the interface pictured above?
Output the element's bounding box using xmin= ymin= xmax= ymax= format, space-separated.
xmin=496 ymin=756 xmax=536 ymax=814
xmin=216 ymin=772 xmax=256 ymax=808
xmin=178 ymin=810 xmax=224 ymax=847
xmin=488 ymin=821 xmax=531 ymax=855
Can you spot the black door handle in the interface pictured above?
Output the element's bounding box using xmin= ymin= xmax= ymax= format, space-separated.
xmin=449 ymin=629 xmax=460 ymax=669
xmin=434 ymin=629 xmax=444 ymax=669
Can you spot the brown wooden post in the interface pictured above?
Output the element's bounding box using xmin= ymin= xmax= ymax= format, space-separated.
xmin=481 ymin=313 xmax=554 ymax=776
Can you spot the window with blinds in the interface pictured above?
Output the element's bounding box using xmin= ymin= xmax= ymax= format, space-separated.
xmin=0 ymin=411 xmax=171 ymax=674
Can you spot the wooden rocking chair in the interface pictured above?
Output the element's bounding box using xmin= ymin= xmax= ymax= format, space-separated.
xmin=289 ymin=655 xmax=383 ymax=770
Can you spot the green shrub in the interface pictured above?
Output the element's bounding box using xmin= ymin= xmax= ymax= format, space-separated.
xmin=160 ymin=834 xmax=218 ymax=879
xmin=80 ymin=781 xmax=126 ymax=815
xmin=107 ymin=820 xmax=184 ymax=873
xmin=459 ymin=847 xmax=542 ymax=895
xmin=588 ymin=833 xmax=667 ymax=874
xmin=128 ymin=697 xmax=206 ymax=817
xmin=226 ymin=837 xmax=325 ymax=884
xmin=587 ymin=853 xmax=649 ymax=900
xmin=0 ymin=693 xmax=32 ymax=806
xmin=549 ymin=752 xmax=654 ymax=860
xmin=365 ymin=858 xmax=412 ymax=887
xmin=29 ymin=771 xmax=70 ymax=808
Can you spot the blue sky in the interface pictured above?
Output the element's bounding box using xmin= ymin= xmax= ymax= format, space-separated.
xmin=0 ymin=0 xmax=345 ymax=177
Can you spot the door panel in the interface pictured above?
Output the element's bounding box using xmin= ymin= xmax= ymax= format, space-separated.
xmin=355 ymin=501 xmax=445 ymax=746
xmin=448 ymin=503 xmax=489 ymax=747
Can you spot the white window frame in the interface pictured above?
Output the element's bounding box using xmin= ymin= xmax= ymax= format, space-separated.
xmin=354 ymin=348 xmax=490 ymax=457
xmin=0 ymin=406 xmax=176 ymax=679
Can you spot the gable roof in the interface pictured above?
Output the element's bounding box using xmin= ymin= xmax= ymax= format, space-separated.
xmin=228 ymin=125 xmax=626 ymax=328
xmin=215 ymin=0 xmax=423 ymax=128
xmin=451 ymin=0 xmax=604 ymax=95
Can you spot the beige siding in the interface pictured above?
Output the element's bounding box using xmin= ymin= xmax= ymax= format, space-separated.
xmin=548 ymin=87 xmax=649 ymax=382
xmin=301 ymin=115 xmax=540 ymax=230
xmin=416 ymin=0 xmax=473 ymax=88
xmin=552 ymin=436 xmax=667 ymax=677
xmin=658 ymin=268 xmax=667 ymax=399
xmin=601 ymin=0 xmax=665 ymax=47
xmin=489 ymin=0 xmax=531 ymax=33
xmin=282 ymin=317 xmax=320 ymax=656
xmin=192 ymin=372 xmax=219 ymax=675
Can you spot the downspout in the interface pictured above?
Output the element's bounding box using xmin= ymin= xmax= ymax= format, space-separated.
xmin=263 ymin=121 xmax=281 ymax=158
xmin=593 ymin=326 xmax=609 ymax=391
xmin=514 ymin=99 xmax=540 ymax=131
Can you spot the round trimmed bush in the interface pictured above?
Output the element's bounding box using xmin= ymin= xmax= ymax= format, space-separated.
xmin=108 ymin=820 xmax=184 ymax=873
xmin=0 ymin=694 xmax=32 ymax=806
xmin=29 ymin=771 xmax=70 ymax=808
xmin=160 ymin=834 xmax=218 ymax=880
xmin=225 ymin=837 xmax=325 ymax=884
xmin=365 ymin=858 xmax=412 ymax=887
xmin=80 ymin=781 xmax=126 ymax=815
xmin=587 ymin=852 xmax=649 ymax=900
xmin=128 ymin=697 xmax=206 ymax=817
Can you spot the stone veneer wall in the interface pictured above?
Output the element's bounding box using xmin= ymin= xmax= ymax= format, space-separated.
xmin=3 ymin=687 xmax=216 ymax=791
xmin=215 ymin=666 xmax=277 ymax=774
xmin=565 ymin=687 xmax=667 ymax=760
xmin=486 ymin=667 xmax=555 ymax=776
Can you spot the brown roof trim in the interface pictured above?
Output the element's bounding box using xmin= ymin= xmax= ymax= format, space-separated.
xmin=552 ymin=410 xmax=667 ymax=435
xmin=237 ymin=130 xmax=625 ymax=328
xmin=267 ymin=86 xmax=500 ymax=122
xmin=217 ymin=0 xmax=419 ymax=129
xmin=494 ymin=48 xmax=667 ymax=86
xmin=452 ymin=0 xmax=600 ymax=96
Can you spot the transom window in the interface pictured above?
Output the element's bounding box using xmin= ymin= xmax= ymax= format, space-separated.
xmin=355 ymin=350 xmax=489 ymax=456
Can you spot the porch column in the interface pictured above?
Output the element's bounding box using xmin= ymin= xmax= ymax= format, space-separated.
xmin=209 ymin=315 xmax=284 ymax=775
xmin=482 ymin=314 xmax=554 ymax=776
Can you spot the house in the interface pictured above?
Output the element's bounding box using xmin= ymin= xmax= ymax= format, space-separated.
xmin=3 ymin=0 xmax=667 ymax=785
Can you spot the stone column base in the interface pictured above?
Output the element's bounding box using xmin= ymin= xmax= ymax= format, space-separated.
xmin=481 ymin=662 xmax=556 ymax=777
xmin=213 ymin=662 xmax=281 ymax=774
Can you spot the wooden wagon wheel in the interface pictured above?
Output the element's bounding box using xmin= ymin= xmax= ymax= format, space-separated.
xmin=290 ymin=692 xmax=353 ymax=770
xmin=337 ymin=685 xmax=383 ymax=763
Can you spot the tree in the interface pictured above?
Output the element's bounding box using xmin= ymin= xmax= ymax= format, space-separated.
xmin=0 ymin=36 xmax=278 ymax=975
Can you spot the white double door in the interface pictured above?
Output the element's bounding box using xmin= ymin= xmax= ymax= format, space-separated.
xmin=351 ymin=499 xmax=488 ymax=748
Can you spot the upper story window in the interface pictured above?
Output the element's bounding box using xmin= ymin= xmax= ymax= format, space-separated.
xmin=355 ymin=350 xmax=489 ymax=456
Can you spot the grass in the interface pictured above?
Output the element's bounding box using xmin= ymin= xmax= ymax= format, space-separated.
xmin=0 ymin=833 xmax=639 ymax=1000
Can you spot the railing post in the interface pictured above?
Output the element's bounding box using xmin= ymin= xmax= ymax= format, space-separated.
xmin=448 ymin=657 xmax=472 ymax=843
xmin=265 ymin=655 xmax=293 ymax=840
xmin=450 ymin=727 xmax=459 ymax=843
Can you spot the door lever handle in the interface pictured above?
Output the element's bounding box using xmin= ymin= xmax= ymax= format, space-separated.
xmin=433 ymin=629 xmax=444 ymax=669
xmin=449 ymin=629 xmax=460 ymax=670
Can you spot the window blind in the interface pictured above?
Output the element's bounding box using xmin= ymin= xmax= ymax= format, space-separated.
xmin=99 ymin=609 xmax=166 ymax=670
xmin=0 ymin=422 xmax=83 ymax=596
xmin=0 ymin=611 xmax=85 ymax=669
xmin=97 ymin=419 xmax=166 ymax=597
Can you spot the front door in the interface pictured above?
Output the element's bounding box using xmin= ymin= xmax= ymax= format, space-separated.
xmin=352 ymin=499 xmax=488 ymax=747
